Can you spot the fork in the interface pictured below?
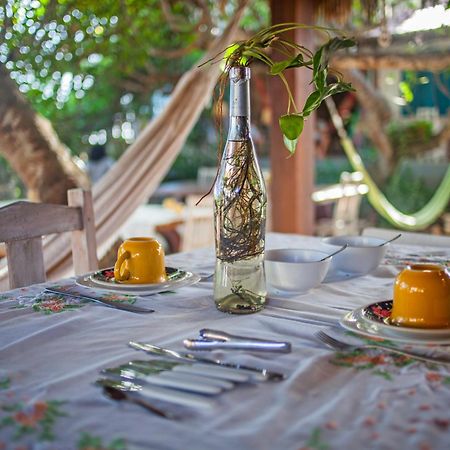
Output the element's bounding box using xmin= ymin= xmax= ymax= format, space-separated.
xmin=315 ymin=330 xmax=450 ymax=366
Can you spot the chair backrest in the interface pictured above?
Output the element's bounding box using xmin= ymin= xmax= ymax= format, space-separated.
xmin=362 ymin=227 xmax=450 ymax=247
xmin=313 ymin=171 xmax=368 ymax=236
xmin=0 ymin=188 xmax=98 ymax=289
xmin=181 ymin=195 xmax=215 ymax=252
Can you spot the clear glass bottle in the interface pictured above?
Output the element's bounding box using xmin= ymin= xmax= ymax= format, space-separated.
xmin=213 ymin=66 xmax=267 ymax=314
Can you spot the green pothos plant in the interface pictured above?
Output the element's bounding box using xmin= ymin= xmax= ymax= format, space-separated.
xmin=202 ymin=23 xmax=356 ymax=153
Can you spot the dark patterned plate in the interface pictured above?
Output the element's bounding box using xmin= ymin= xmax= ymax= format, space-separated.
xmin=359 ymin=300 xmax=450 ymax=337
xmin=89 ymin=267 xmax=190 ymax=290
xmin=362 ymin=300 xmax=393 ymax=325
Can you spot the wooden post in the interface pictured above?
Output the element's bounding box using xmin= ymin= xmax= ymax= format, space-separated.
xmin=269 ymin=0 xmax=315 ymax=234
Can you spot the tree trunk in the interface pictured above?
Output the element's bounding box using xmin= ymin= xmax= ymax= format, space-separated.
xmin=0 ymin=64 xmax=89 ymax=204
xmin=339 ymin=68 xmax=395 ymax=175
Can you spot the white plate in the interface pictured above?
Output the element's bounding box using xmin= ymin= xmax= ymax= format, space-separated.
xmin=76 ymin=268 xmax=201 ymax=295
xmin=340 ymin=307 xmax=450 ymax=345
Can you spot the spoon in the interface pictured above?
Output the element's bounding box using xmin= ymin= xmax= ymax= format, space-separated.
xmin=103 ymin=384 xmax=175 ymax=420
xmin=319 ymin=244 xmax=348 ymax=261
xmin=378 ymin=233 xmax=402 ymax=247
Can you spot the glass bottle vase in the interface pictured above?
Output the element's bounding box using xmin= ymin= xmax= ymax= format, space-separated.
xmin=213 ymin=66 xmax=267 ymax=314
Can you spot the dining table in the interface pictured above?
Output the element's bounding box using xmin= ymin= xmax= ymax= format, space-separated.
xmin=1 ymin=232 xmax=450 ymax=450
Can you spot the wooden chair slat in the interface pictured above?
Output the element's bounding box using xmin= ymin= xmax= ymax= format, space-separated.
xmin=68 ymin=189 xmax=98 ymax=275
xmin=0 ymin=189 xmax=98 ymax=289
xmin=0 ymin=201 xmax=83 ymax=242
xmin=6 ymin=237 xmax=46 ymax=288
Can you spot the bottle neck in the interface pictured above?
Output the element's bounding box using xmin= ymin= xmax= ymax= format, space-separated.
xmin=229 ymin=73 xmax=250 ymax=118
xmin=227 ymin=116 xmax=250 ymax=141
xmin=228 ymin=72 xmax=251 ymax=141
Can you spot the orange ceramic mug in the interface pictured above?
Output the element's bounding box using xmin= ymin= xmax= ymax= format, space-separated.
xmin=113 ymin=237 xmax=167 ymax=284
xmin=390 ymin=264 xmax=450 ymax=328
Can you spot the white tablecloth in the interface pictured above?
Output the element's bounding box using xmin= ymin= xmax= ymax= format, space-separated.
xmin=1 ymin=233 xmax=449 ymax=450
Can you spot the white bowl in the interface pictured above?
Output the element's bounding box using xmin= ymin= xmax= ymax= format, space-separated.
xmin=265 ymin=249 xmax=331 ymax=293
xmin=321 ymin=235 xmax=388 ymax=275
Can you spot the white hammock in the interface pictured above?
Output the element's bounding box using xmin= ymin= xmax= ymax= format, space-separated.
xmin=0 ymin=9 xmax=244 ymax=290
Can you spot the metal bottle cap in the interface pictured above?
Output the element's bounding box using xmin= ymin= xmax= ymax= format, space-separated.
xmin=229 ymin=66 xmax=250 ymax=117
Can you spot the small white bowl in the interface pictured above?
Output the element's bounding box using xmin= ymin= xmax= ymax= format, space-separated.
xmin=322 ymin=235 xmax=388 ymax=275
xmin=265 ymin=249 xmax=331 ymax=293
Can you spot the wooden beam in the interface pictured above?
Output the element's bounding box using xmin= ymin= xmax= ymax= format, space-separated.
xmin=269 ymin=0 xmax=315 ymax=234
xmin=331 ymin=52 xmax=450 ymax=71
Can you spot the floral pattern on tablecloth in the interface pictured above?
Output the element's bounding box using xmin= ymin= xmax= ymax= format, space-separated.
xmin=383 ymin=250 xmax=449 ymax=268
xmin=4 ymin=281 xmax=140 ymax=315
xmin=0 ymin=373 xmax=129 ymax=449
xmin=297 ymin=370 xmax=450 ymax=449
xmin=77 ymin=433 xmax=127 ymax=450
xmin=0 ymin=398 xmax=66 ymax=442
xmin=329 ymin=350 xmax=416 ymax=379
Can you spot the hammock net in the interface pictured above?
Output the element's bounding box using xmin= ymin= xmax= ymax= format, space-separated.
xmin=325 ymin=97 xmax=450 ymax=230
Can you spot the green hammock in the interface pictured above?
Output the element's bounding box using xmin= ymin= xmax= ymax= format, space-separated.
xmin=325 ymin=97 xmax=450 ymax=230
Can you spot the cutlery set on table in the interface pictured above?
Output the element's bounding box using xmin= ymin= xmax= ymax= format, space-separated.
xmin=96 ymin=329 xmax=289 ymax=418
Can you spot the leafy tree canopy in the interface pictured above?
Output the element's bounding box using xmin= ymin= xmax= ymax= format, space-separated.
xmin=0 ymin=0 xmax=269 ymax=155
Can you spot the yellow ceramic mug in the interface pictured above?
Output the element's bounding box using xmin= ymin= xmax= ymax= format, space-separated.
xmin=113 ymin=237 xmax=167 ymax=284
xmin=390 ymin=264 xmax=450 ymax=328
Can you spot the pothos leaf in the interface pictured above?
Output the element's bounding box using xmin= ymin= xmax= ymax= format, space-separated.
xmin=312 ymin=47 xmax=323 ymax=78
xmin=319 ymin=37 xmax=356 ymax=68
xmin=224 ymin=43 xmax=248 ymax=66
xmin=270 ymin=60 xmax=291 ymax=75
xmin=315 ymin=69 xmax=327 ymax=90
xmin=270 ymin=54 xmax=309 ymax=75
xmin=283 ymin=134 xmax=298 ymax=155
xmin=279 ymin=114 xmax=304 ymax=140
xmin=302 ymin=90 xmax=322 ymax=116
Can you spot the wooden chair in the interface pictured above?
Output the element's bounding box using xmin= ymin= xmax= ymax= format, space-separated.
xmin=314 ymin=171 xmax=369 ymax=236
xmin=0 ymin=189 xmax=98 ymax=289
xmin=181 ymin=195 xmax=215 ymax=252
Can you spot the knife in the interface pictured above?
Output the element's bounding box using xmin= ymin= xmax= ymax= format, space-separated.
xmin=192 ymin=329 xmax=292 ymax=353
xmin=128 ymin=361 xmax=236 ymax=388
xmin=45 ymin=287 xmax=154 ymax=314
xmin=102 ymin=367 xmax=224 ymax=395
xmin=128 ymin=341 xmax=285 ymax=381
xmin=96 ymin=378 xmax=215 ymax=409
xmin=184 ymin=339 xmax=291 ymax=353
xmin=127 ymin=360 xmax=235 ymax=390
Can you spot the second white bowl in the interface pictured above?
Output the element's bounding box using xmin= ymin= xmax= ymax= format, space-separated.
xmin=322 ymin=235 xmax=388 ymax=275
xmin=265 ymin=249 xmax=331 ymax=293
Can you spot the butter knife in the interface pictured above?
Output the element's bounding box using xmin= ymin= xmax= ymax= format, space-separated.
xmin=97 ymin=378 xmax=214 ymax=409
xmin=128 ymin=341 xmax=285 ymax=381
xmin=194 ymin=329 xmax=292 ymax=353
xmin=102 ymin=367 xmax=224 ymax=395
xmin=45 ymin=287 xmax=154 ymax=314
xmin=184 ymin=339 xmax=291 ymax=353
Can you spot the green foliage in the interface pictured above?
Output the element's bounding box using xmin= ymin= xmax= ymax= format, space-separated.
xmin=0 ymin=0 xmax=269 ymax=195
xmin=0 ymin=0 xmax=268 ymax=157
xmin=204 ymin=24 xmax=355 ymax=153
xmin=386 ymin=120 xmax=433 ymax=160
xmin=279 ymin=114 xmax=304 ymax=140
xmin=0 ymin=156 xmax=24 ymax=200
xmin=380 ymin=166 xmax=436 ymax=224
